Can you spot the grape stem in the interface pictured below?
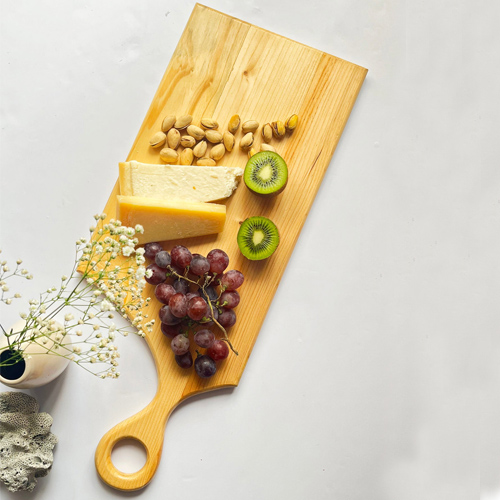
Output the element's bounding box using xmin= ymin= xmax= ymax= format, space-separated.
xmin=166 ymin=266 xmax=239 ymax=356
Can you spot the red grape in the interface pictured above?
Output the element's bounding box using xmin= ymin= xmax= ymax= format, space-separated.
xmin=155 ymin=283 xmax=176 ymax=304
xmin=161 ymin=323 xmax=181 ymax=337
xmin=187 ymin=296 xmax=208 ymax=321
xmin=198 ymin=286 xmax=217 ymax=303
xmin=219 ymin=270 xmax=244 ymax=291
xmin=169 ymin=293 xmax=188 ymax=318
xmin=207 ymin=339 xmax=229 ymax=361
xmin=206 ymin=249 xmax=229 ymax=275
xmin=144 ymin=242 xmax=163 ymax=260
xmin=159 ymin=305 xmax=183 ymax=325
xmin=171 ymin=334 xmax=190 ymax=355
xmin=171 ymin=245 xmax=192 ymax=269
xmin=194 ymin=354 xmax=217 ymax=378
xmin=194 ymin=329 xmax=215 ymax=348
xmin=145 ymin=264 xmax=167 ymax=285
xmin=155 ymin=250 xmax=171 ymax=268
xmin=173 ymin=279 xmax=189 ymax=295
xmin=218 ymin=309 xmax=236 ymax=328
xmin=175 ymin=351 xmax=193 ymax=369
xmin=220 ymin=291 xmax=240 ymax=309
xmin=190 ymin=256 xmax=210 ymax=276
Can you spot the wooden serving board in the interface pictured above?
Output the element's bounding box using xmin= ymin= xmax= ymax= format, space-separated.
xmin=95 ymin=3 xmax=367 ymax=491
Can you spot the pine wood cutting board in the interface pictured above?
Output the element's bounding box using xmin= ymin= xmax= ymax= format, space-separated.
xmin=94 ymin=3 xmax=367 ymax=490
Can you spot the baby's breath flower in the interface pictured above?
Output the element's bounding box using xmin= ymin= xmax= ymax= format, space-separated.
xmin=100 ymin=299 xmax=113 ymax=312
xmin=122 ymin=246 xmax=134 ymax=257
xmin=1 ymin=215 xmax=149 ymax=379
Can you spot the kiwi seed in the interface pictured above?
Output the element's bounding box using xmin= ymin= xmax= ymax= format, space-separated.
xmin=237 ymin=216 xmax=280 ymax=261
xmin=243 ymin=151 xmax=288 ymax=197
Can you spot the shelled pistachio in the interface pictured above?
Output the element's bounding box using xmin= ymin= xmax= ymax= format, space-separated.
xmin=228 ymin=114 xmax=240 ymax=134
xmin=285 ymin=114 xmax=299 ymax=132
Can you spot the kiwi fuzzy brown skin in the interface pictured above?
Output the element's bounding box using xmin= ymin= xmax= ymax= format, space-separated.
xmin=244 ymin=151 xmax=288 ymax=197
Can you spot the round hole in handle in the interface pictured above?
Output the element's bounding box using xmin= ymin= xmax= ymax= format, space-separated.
xmin=111 ymin=438 xmax=148 ymax=474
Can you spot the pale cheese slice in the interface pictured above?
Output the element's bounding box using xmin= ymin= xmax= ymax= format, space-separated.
xmin=116 ymin=195 xmax=226 ymax=244
xmin=119 ymin=161 xmax=243 ymax=203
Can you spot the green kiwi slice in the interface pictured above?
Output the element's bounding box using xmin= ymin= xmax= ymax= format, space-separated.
xmin=237 ymin=216 xmax=280 ymax=260
xmin=243 ymin=151 xmax=288 ymax=196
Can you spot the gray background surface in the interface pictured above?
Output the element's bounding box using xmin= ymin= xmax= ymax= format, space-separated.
xmin=1 ymin=1 xmax=498 ymax=499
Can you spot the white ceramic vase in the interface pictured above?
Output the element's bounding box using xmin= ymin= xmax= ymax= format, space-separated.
xmin=0 ymin=319 xmax=72 ymax=389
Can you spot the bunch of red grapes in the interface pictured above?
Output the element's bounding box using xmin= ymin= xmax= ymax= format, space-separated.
xmin=144 ymin=242 xmax=244 ymax=379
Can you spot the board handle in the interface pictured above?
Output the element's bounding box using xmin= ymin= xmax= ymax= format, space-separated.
xmin=94 ymin=396 xmax=170 ymax=491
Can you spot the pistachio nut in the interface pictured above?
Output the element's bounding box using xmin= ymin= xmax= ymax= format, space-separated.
xmin=247 ymin=147 xmax=257 ymax=159
xmin=167 ymin=128 xmax=181 ymax=149
xmin=228 ymin=114 xmax=240 ymax=134
xmin=180 ymin=148 xmax=194 ymax=165
xmin=210 ymin=143 xmax=226 ymax=161
xmin=260 ymin=143 xmax=276 ymax=153
xmin=200 ymin=118 xmax=219 ymax=130
xmin=161 ymin=115 xmax=176 ymax=133
xmin=223 ymin=131 xmax=235 ymax=152
xmin=174 ymin=115 xmax=192 ymax=130
xmin=149 ymin=131 xmax=167 ymax=148
xmin=180 ymin=135 xmax=196 ymax=148
xmin=159 ymin=148 xmax=178 ymax=164
xmin=239 ymin=132 xmax=254 ymax=150
xmin=242 ymin=120 xmax=259 ymax=134
xmin=197 ymin=157 xmax=217 ymax=166
xmin=272 ymin=120 xmax=286 ymax=139
xmin=285 ymin=114 xmax=299 ymax=132
xmin=262 ymin=123 xmax=273 ymax=143
xmin=187 ymin=125 xmax=205 ymax=141
xmin=193 ymin=140 xmax=208 ymax=158
xmin=205 ymin=130 xmax=223 ymax=144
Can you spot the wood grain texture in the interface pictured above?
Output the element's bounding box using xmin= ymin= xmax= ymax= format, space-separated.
xmin=94 ymin=3 xmax=367 ymax=491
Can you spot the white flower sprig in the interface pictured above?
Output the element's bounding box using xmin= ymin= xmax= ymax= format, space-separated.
xmin=0 ymin=215 xmax=154 ymax=379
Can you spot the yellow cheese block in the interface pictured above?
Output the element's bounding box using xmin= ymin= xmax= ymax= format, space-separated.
xmin=116 ymin=195 xmax=226 ymax=244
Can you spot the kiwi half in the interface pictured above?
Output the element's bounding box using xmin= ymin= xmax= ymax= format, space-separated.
xmin=237 ymin=216 xmax=280 ymax=260
xmin=244 ymin=151 xmax=288 ymax=197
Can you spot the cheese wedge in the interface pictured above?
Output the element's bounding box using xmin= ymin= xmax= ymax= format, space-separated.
xmin=119 ymin=161 xmax=243 ymax=203
xmin=116 ymin=195 xmax=226 ymax=244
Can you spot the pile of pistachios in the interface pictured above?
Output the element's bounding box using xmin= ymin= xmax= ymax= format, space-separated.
xmin=149 ymin=114 xmax=298 ymax=165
